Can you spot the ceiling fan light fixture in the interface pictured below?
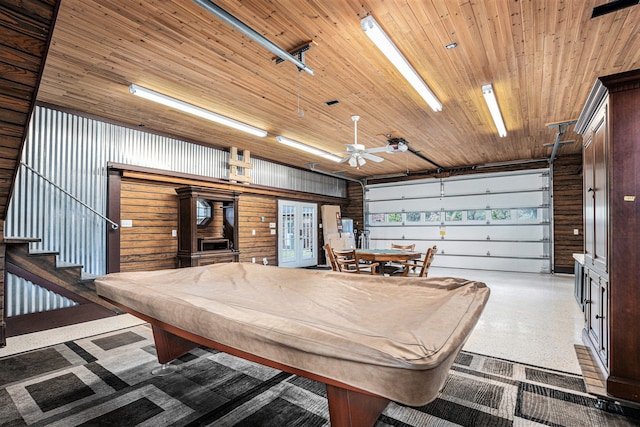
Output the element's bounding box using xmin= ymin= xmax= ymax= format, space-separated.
xmin=348 ymin=156 xmax=358 ymax=167
xmin=482 ymin=84 xmax=507 ymax=137
xmin=275 ymin=135 xmax=342 ymax=163
xmin=361 ymin=15 xmax=442 ymax=112
xmin=129 ymin=84 xmax=268 ymax=137
xmin=357 ymin=156 xmax=366 ymax=167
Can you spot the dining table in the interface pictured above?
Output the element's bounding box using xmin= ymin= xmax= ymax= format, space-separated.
xmin=355 ymin=248 xmax=422 ymax=263
xmin=355 ymin=248 xmax=422 ymax=274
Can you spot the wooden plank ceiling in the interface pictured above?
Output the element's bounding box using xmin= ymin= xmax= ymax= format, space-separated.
xmin=29 ymin=0 xmax=640 ymax=179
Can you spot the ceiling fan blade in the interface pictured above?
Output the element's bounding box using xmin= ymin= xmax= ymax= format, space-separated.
xmin=365 ymin=146 xmax=390 ymax=153
xmin=363 ymin=153 xmax=384 ymax=162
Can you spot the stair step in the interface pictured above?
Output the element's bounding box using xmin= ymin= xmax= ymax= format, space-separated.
xmin=27 ymin=250 xmax=60 ymax=257
xmin=56 ymin=261 xmax=84 ymax=269
xmin=80 ymin=272 xmax=98 ymax=284
xmin=3 ymin=237 xmax=41 ymax=244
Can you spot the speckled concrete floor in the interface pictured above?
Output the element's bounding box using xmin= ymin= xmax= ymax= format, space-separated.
xmin=434 ymin=267 xmax=584 ymax=374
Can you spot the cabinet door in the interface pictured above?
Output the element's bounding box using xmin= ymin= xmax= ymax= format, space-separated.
xmin=598 ymin=276 xmax=609 ymax=367
xmin=592 ymin=107 xmax=608 ymax=273
xmin=586 ymin=269 xmax=600 ymax=345
xmin=584 ymin=134 xmax=595 ymax=264
xmin=585 ymin=268 xmax=609 ymax=368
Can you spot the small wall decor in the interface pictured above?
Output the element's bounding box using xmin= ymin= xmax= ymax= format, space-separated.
xmin=228 ymin=147 xmax=253 ymax=184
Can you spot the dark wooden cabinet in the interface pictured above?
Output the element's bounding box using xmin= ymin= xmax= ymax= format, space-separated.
xmin=176 ymin=186 xmax=240 ymax=267
xmin=576 ymin=69 xmax=640 ymax=402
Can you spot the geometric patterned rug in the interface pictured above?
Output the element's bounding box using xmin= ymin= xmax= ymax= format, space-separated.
xmin=2 ymin=324 xmax=639 ymax=426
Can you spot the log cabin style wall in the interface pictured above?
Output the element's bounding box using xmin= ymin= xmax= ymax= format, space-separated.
xmin=120 ymin=179 xmax=179 ymax=272
xmin=109 ymin=165 xmax=346 ymax=272
xmin=341 ymin=182 xmax=365 ymax=237
xmin=0 ymin=220 xmax=5 ymax=346
xmin=552 ymin=153 xmax=584 ymax=273
xmin=238 ymin=194 xmax=277 ymax=265
xmin=0 ymin=0 xmax=59 ymax=218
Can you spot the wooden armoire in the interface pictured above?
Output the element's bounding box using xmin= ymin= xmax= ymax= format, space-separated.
xmin=175 ymin=186 xmax=240 ymax=267
xmin=575 ymin=69 xmax=640 ymax=402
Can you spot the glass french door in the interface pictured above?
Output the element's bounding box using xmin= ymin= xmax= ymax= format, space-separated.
xmin=278 ymin=200 xmax=317 ymax=268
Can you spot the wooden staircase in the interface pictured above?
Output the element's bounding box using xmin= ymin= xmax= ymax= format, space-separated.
xmin=3 ymin=238 xmax=122 ymax=337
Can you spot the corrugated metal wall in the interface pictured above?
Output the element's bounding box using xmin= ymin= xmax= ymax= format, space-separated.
xmin=5 ymin=106 xmax=346 ymax=276
xmin=5 ymin=274 xmax=78 ymax=316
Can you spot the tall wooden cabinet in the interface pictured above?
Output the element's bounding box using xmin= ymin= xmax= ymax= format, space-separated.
xmin=575 ymin=69 xmax=640 ymax=402
xmin=176 ymin=186 xmax=240 ymax=267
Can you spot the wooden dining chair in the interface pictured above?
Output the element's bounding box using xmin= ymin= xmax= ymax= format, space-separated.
xmin=332 ymin=248 xmax=379 ymax=275
xmin=324 ymin=243 xmax=338 ymax=271
xmin=383 ymin=243 xmax=416 ymax=275
xmin=391 ymin=243 xmax=415 ymax=251
xmin=392 ymin=245 xmax=437 ymax=277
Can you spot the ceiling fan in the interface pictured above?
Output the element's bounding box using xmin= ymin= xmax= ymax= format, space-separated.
xmin=340 ymin=116 xmax=408 ymax=168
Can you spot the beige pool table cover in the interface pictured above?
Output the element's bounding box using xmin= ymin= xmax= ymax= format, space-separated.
xmin=95 ymin=263 xmax=490 ymax=406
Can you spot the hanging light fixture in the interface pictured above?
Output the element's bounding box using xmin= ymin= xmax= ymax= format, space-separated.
xmin=482 ymin=84 xmax=507 ymax=137
xmin=361 ymin=15 xmax=442 ymax=112
xmin=129 ymin=84 xmax=268 ymax=137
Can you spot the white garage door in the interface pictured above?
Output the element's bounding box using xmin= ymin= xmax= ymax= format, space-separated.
xmin=365 ymin=169 xmax=551 ymax=273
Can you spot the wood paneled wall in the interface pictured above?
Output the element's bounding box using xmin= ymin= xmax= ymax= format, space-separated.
xmin=238 ymin=195 xmax=277 ymax=265
xmin=120 ymin=179 xmax=179 ymax=272
xmin=0 ymin=220 xmax=5 ymax=346
xmin=0 ymin=0 xmax=59 ymax=218
xmin=553 ymin=153 xmax=584 ymax=272
xmin=112 ymin=166 xmax=345 ymax=272
xmin=341 ymin=182 xmax=364 ymax=235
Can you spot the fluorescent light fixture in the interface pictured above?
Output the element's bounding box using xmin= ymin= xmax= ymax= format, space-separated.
xmin=361 ymin=15 xmax=442 ymax=112
xmin=275 ymin=136 xmax=342 ymax=162
xmin=129 ymin=84 xmax=268 ymax=137
xmin=481 ymin=84 xmax=507 ymax=137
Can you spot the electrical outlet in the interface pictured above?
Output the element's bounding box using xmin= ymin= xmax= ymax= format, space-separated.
xmin=252 ymin=257 xmax=256 ymax=263
xmin=252 ymin=229 xmax=256 ymax=235
xmin=171 ymin=230 xmax=177 ymax=237
xmin=573 ymin=229 xmax=579 ymax=235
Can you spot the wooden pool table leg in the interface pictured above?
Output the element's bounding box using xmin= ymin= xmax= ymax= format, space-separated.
xmin=152 ymin=325 xmax=199 ymax=364
xmin=326 ymin=384 xmax=389 ymax=427
xmin=151 ymin=323 xmax=390 ymax=426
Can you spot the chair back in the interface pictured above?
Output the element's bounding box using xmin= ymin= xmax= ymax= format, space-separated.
xmin=391 ymin=243 xmax=415 ymax=251
xmin=332 ymin=248 xmax=360 ymax=273
xmin=324 ymin=243 xmax=338 ymax=271
xmin=418 ymin=245 xmax=437 ymax=277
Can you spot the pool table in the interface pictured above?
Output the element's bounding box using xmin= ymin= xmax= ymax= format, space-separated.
xmin=95 ymin=262 xmax=489 ymax=427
